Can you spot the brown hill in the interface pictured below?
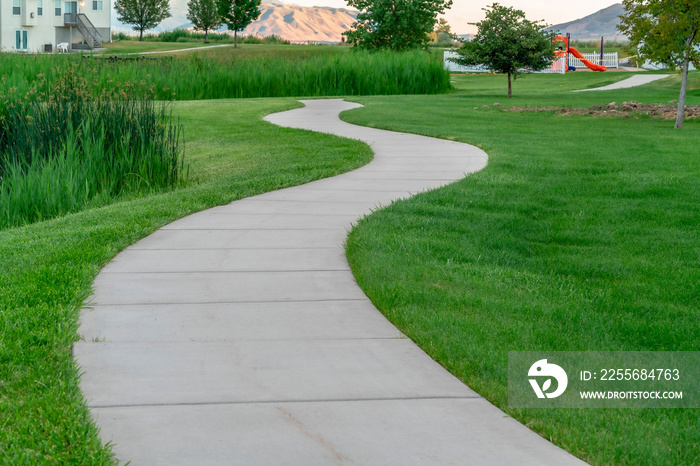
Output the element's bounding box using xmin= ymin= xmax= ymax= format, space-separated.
xmin=546 ymin=3 xmax=628 ymax=41
xmin=242 ymin=2 xmax=358 ymax=43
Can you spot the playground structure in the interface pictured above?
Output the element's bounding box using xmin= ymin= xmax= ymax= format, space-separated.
xmin=554 ymin=34 xmax=607 ymax=72
xmin=443 ymin=34 xmax=617 ymax=74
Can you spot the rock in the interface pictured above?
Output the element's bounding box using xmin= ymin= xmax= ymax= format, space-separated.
xmin=482 ymin=105 xmax=489 ymax=109
xmin=607 ymin=102 xmax=617 ymax=109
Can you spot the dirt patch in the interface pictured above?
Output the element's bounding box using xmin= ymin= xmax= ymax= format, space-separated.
xmin=505 ymin=101 xmax=700 ymax=120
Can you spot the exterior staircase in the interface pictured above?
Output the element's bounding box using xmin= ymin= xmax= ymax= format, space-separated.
xmin=77 ymin=13 xmax=102 ymax=49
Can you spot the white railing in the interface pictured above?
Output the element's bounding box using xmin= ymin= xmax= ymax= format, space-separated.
xmin=568 ymin=52 xmax=618 ymax=69
xmin=444 ymin=51 xmax=566 ymax=74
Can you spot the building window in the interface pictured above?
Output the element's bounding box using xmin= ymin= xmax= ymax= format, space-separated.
xmin=38 ymin=0 xmax=43 ymax=15
xmin=13 ymin=0 xmax=21 ymax=15
xmin=92 ymin=0 xmax=102 ymax=10
xmin=16 ymin=30 xmax=28 ymax=50
xmin=55 ymin=0 xmax=61 ymax=15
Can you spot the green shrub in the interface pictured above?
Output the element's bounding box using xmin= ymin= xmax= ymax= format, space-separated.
xmin=238 ymin=34 xmax=290 ymax=44
xmin=158 ymin=29 xmax=195 ymax=42
xmin=148 ymin=29 xmax=290 ymax=44
xmin=114 ymin=31 xmax=132 ymax=41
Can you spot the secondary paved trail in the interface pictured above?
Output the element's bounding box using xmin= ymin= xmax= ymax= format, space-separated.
xmin=76 ymin=99 xmax=586 ymax=465
xmin=575 ymin=73 xmax=670 ymax=92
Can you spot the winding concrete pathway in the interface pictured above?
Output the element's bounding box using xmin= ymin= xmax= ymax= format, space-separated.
xmin=575 ymin=73 xmax=670 ymax=92
xmin=76 ymin=99 xmax=586 ymax=465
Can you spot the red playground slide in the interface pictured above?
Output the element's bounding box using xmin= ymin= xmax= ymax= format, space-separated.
xmin=568 ymin=46 xmax=607 ymax=72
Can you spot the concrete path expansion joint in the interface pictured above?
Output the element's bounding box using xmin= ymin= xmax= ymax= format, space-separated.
xmin=75 ymin=99 xmax=586 ymax=465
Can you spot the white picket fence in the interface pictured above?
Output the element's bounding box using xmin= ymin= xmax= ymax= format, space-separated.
xmin=444 ymin=51 xmax=618 ymax=74
xmin=568 ymin=52 xmax=619 ymax=69
xmin=444 ymin=51 xmax=566 ymax=74
xmin=546 ymin=57 xmax=567 ymax=74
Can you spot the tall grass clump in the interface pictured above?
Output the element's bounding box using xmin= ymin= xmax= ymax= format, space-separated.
xmin=101 ymin=49 xmax=452 ymax=99
xmin=0 ymin=51 xmax=450 ymax=100
xmin=0 ymin=63 xmax=185 ymax=229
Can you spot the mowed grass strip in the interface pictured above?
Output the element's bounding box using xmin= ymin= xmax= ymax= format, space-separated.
xmin=99 ymin=40 xmax=224 ymax=54
xmin=343 ymin=73 xmax=699 ymax=466
xmin=0 ymin=98 xmax=372 ymax=463
xmin=99 ymin=42 xmax=320 ymax=57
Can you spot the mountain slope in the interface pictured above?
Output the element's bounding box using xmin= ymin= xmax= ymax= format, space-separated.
xmin=547 ymin=3 xmax=628 ymax=41
xmin=112 ymin=1 xmax=358 ymax=43
xmin=243 ymin=2 xmax=357 ymax=42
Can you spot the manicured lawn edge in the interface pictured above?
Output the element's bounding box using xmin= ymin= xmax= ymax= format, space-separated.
xmin=341 ymin=73 xmax=699 ymax=465
xmin=0 ymin=98 xmax=373 ymax=463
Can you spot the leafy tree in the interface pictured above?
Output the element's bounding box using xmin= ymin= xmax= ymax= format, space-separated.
xmin=618 ymin=0 xmax=700 ymax=128
xmin=432 ymin=32 xmax=456 ymax=47
xmin=187 ymin=0 xmax=222 ymax=42
xmin=114 ymin=0 xmax=171 ymax=41
xmin=435 ymin=18 xmax=453 ymax=37
xmin=429 ymin=18 xmax=459 ymax=46
xmin=452 ymin=3 xmax=553 ymax=98
xmin=217 ymin=0 xmax=261 ymax=48
xmin=344 ymin=0 xmax=453 ymax=51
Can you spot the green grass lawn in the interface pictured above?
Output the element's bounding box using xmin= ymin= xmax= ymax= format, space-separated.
xmin=99 ymin=41 xmax=347 ymax=60
xmin=100 ymin=40 xmax=222 ymax=54
xmin=177 ymin=43 xmax=349 ymax=60
xmin=447 ymin=69 xmax=689 ymax=103
xmin=2 ymin=62 xmax=697 ymax=463
xmin=342 ymin=72 xmax=699 ymax=465
xmin=0 ymin=99 xmax=372 ymax=463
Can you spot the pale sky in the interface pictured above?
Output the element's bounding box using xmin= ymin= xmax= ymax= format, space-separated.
xmin=283 ymin=0 xmax=620 ymax=34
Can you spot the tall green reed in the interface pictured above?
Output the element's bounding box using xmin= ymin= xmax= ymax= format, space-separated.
xmin=0 ymin=49 xmax=451 ymax=101
xmin=115 ymin=49 xmax=452 ymax=99
xmin=0 ymin=63 xmax=185 ymax=229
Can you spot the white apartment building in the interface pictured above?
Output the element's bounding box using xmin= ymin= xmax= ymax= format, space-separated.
xmin=1 ymin=0 xmax=111 ymax=52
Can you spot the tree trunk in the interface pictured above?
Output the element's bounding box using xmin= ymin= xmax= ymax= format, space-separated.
xmin=139 ymin=28 xmax=144 ymax=41
xmin=675 ymin=55 xmax=690 ymax=129
xmin=234 ymin=30 xmax=238 ymax=48
xmin=205 ymin=29 xmax=209 ymax=43
xmin=508 ymin=72 xmax=512 ymax=98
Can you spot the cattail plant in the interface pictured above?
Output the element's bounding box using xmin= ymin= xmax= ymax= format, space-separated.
xmin=0 ymin=62 xmax=185 ymax=229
